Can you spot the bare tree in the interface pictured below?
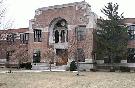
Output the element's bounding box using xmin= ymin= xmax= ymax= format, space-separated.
xmin=0 ymin=0 xmax=13 ymax=30
xmin=11 ymin=45 xmax=29 ymax=69
xmin=42 ymin=48 xmax=58 ymax=71
xmin=0 ymin=0 xmax=14 ymax=73
xmin=68 ymin=26 xmax=93 ymax=75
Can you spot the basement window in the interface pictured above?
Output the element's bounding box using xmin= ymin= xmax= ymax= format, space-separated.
xmin=127 ymin=48 xmax=135 ymax=63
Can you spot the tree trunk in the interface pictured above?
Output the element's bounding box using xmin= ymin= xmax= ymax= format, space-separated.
xmin=110 ymin=54 xmax=115 ymax=72
xmin=49 ymin=61 xmax=51 ymax=71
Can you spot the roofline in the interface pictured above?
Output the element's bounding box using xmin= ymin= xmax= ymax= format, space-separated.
xmin=36 ymin=1 xmax=90 ymax=11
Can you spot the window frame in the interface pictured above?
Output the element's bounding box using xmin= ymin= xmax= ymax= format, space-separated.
xmin=75 ymin=25 xmax=86 ymax=41
xmin=34 ymin=29 xmax=42 ymax=42
xmin=20 ymin=33 xmax=29 ymax=44
xmin=128 ymin=25 xmax=135 ymax=40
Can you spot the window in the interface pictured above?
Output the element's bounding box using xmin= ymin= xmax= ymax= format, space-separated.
xmin=75 ymin=48 xmax=85 ymax=62
xmin=128 ymin=25 xmax=135 ymax=40
xmin=76 ymin=26 xmax=86 ymax=41
xmin=33 ymin=49 xmax=41 ymax=63
xmin=6 ymin=50 xmax=15 ymax=62
xmin=0 ymin=33 xmax=7 ymax=40
xmin=7 ymin=33 xmax=16 ymax=44
xmin=34 ymin=29 xmax=42 ymax=42
xmin=20 ymin=33 xmax=29 ymax=44
xmin=127 ymin=48 xmax=135 ymax=63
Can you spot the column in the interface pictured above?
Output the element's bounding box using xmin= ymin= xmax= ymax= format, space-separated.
xmin=59 ymin=30 xmax=61 ymax=43
xmin=65 ymin=30 xmax=67 ymax=42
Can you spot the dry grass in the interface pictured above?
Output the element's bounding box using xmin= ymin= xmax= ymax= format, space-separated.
xmin=0 ymin=71 xmax=135 ymax=88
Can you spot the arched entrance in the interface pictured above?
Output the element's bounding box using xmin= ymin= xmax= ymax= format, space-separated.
xmin=49 ymin=17 xmax=68 ymax=65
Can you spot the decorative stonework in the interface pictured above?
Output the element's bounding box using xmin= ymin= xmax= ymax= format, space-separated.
xmin=37 ymin=1 xmax=87 ymax=11
xmin=35 ymin=9 xmax=42 ymax=16
xmin=42 ymin=27 xmax=49 ymax=32
xmin=68 ymin=25 xmax=76 ymax=30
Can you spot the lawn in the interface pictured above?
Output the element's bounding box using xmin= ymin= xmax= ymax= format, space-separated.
xmin=0 ymin=71 xmax=135 ymax=88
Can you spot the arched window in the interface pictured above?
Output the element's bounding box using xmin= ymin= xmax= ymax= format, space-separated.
xmin=49 ymin=17 xmax=68 ymax=44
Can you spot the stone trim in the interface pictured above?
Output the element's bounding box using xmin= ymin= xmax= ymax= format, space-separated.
xmin=68 ymin=25 xmax=77 ymax=30
xmin=121 ymin=60 xmax=127 ymax=63
xmin=96 ymin=60 xmax=104 ymax=64
xmin=36 ymin=1 xmax=88 ymax=11
xmin=42 ymin=27 xmax=49 ymax=32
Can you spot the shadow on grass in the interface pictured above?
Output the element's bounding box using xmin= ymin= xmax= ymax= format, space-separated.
xmin=0 ymin=83 xmax=7 ymax=86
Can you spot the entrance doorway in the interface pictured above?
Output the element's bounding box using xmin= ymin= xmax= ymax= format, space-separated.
xmin=56 ymin=49 xmax=68 ymax=65
xmin=33 ymin=50 xmax=41 ymax=63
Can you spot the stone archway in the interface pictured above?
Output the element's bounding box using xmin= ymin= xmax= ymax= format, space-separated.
xmin=49 ymin=17 xmax=68 ymax=65
xmin=49 ymin=17 xmax=68 ymax=44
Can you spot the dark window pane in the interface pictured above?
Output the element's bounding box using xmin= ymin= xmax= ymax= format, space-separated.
xmin=20 ymin=33 xmax=29 ymax=44
xmin=128 ymin=25 xmax=135 ymax=40
xmin=34 ymin=29 xmax=42 ymax=42
xmin=127 ymin=48 xmax=135 ymax=63
xmin=76 ymin=26 xmax=86 ymax=41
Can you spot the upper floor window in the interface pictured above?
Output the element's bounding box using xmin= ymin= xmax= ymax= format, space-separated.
xmin=20 ymin=33 xmax=29 ymax=44
xmin=76 ymin=26 xmax=86 ymax=41
xmin=0 ymin=33 xmax=7 ymax=40
xmin=34 ymin=29 xmax=42 ymax=42
xmin=128 ymin=25 xmax=135 ymax=40
xmin=7 ymin=33 xmax=16 ymax=44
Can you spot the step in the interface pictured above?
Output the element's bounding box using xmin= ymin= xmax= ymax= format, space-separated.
xmin=32 ymin=64 xmax=67 ymax=70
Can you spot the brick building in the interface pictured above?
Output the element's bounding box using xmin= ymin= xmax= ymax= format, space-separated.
xmin=123 ymin=18 xmax=135 ymax=63
xmin=0 ymin=28 xmax=29 ymax=67
xmin=0 ymin=1 xmax=135 ymax=70
xmin=28 ymin=1 xmax=97 ymax=70
xmin=96 ymin=18 xmax=135 ymax=67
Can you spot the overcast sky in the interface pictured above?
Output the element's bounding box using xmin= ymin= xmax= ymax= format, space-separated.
xmin=3 ymin=0 xmax=135 ymax=28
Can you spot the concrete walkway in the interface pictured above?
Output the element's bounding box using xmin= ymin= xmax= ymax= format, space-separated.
xmin=0 ymin=69 xmax=66 ymax=73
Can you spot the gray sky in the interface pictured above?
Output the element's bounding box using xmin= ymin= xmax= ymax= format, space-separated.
xmin=4 ymin=0 xmax=135 ymax=28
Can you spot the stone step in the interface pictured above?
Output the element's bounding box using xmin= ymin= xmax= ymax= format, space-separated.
xmin=31 ymin=63 xmax=50 ymax=67
xmin=32 ymin=63 xmax=67 ymax=70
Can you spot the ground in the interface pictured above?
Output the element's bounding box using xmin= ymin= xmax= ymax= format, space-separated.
xmin=0 ymin=70 xmax=135 ymax=88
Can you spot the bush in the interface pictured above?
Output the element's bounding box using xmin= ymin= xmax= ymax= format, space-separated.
xmin=113 ymin=56 xmax=121 ymax=63
xmin=25 ymin=62 xmax=32 ymax=69
xmin=19 ymin=63 xmax=25 ymax=68
xmin=70 ymin=61 xmax=77 ymax=71
xmin=90 ymin=69 xmax=97 ymax=72
xmin=120 ymin=66 xmax=130 ymax=72
xmin=20 ymin=63 xmax=32 ymax=69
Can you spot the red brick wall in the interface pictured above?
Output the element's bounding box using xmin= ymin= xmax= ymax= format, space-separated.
xmin=33 ymin=6 xmax=85 ymax=28
xmin=0 ymin=28 xmax=29 ymax=65
xmin=29 ymin=3 xmax=95 ymax=63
